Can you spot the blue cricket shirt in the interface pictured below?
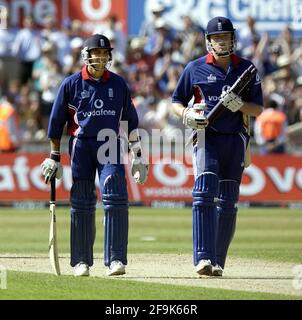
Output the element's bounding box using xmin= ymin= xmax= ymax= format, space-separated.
xmin=172 ymin=54 xmax=263 ymax=134
xmin=48 ymin=66 xmax=138 ymax=139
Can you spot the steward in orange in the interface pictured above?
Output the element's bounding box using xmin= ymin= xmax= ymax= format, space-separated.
xmin=0 ymin=99 xmax=20 ymax=152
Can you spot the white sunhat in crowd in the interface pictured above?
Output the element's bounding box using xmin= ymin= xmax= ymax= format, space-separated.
xmin=70 ymin=37 xmax=84 ymax=49
xmin=151 ymin=3 xmax=165 ymax=13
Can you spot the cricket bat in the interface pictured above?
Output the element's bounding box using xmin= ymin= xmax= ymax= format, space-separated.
xmin=188 ymin=65 xmax=257 ymax=146
xmin=49 ymin=178 xmax=61 ymax=276
xmin=243 ymin=114 xmax=251 ymax=168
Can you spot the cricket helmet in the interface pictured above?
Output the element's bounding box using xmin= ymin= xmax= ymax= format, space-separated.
xmin=205 ymin=17 xmax=237 ymax=57
xmin=81 ymin=34 xmax=114 ymax=70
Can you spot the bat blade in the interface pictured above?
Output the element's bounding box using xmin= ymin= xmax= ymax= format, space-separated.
xmin=49 ymin=203 xmax=60 ymax=276
xmin=49 ymin=178 xmax=60 ymax=276
xmin=207 ymin=65 xmax=257 ymax=125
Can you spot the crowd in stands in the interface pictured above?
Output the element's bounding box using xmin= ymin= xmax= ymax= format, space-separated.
xmin=0 ymin=4 xmax=302 ymax=154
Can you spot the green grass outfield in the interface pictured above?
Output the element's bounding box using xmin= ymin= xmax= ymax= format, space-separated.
xmin=0 ymin=207 xmax=302 ymax=300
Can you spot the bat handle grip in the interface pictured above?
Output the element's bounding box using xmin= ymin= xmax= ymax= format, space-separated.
xmin=50 ymin=178 xmax=56 ymax=203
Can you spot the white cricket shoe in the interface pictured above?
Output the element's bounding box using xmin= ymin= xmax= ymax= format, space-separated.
xmin=196 ymin=259 xmax=213 ymax=276
xmin=108 ymin=260 xmax=126 ymax=276
xmin=212 ymin=264 xmax=223 ymax=277
xmin=74 ymin=262 xmax=89 ymax=277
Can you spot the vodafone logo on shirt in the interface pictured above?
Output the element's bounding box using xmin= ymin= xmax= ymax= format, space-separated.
xmin=94 ymin=99 xmax=104 ymax=109
xmin=82 ymin=99 xmax=116 ymax=117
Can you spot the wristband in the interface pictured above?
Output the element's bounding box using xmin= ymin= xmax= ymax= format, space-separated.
xmin=50 ymin=151 xmax=61 ymax=162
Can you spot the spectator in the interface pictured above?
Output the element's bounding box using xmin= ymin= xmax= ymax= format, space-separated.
xmin=18 ymin=91 xmax=40 ymax=141
xmin=156 ymin=89 xmax=186 ymax=141
xmin=292 ymin=39 xmax=302 ymax=76
xmin=70 ymin=19 xmax=84 ymax=39
xmin=271 ymin=64 xmax=296 ymax=112
xmin=178 ymin=15 xmax=206 ymax=61
xmin=93 ymin=15 xmax=127 ymax=62
xmin=272 ymin=25 xmax=297 ymax=57
xmin=32 ymin=41 xmax=56 ymax=95
xmin=254 ymin=99 xmax=287 ymax=154
xmin=237 ymin=16 xmax=261 ymax=58
xmin=40 ymin=60 xmax=64 ymax=131
xmin=136 ymin=96 xmax=164 ymax=133
xmin=170 ymin=37 xmax=186 ymax=65
xmin=127 ymin=37 xmax=152 ymax=73
xmin=266 ymin=44 xmax=282 ymax=74
xmin=0 ymin=6 xmax=16 ymax=95
xmin=0 ymin=96 xmax=20 ymax=152
xmin=104 ymin=31 xmax=125 ymax=69
xmin=153 ymin=47 xmax=173 ymax=93
xmin=12 ymin=16 xmax=41 ymax=86
xmin=40 ymin=15 xmax=72 ymax=64
xmin=249 ymin=32 xmax=273 ymax=77
xmin=5 ymin=80 xmax=20 ymax=108
xmin=144 ymin=18 xmax=173 ymax=57
xmin=289 ymin=77 xmax=302 ymax=125
xmin=63 ymin=37 xmax=83 ymax=75
xmin=139 ymin=2 xmax=165 ymax=37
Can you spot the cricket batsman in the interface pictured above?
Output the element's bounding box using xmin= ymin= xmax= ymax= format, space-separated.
xmin=172 ymin=17 xmax=263 ymax=276
xmin=41 ymin=34 xmax=148 ymax=277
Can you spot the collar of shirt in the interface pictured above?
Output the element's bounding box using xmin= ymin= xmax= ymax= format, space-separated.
xmin=206 ymin=53 xmax=241 ymax=68
xmin=81 ymin=66 xmax=110 ymax=82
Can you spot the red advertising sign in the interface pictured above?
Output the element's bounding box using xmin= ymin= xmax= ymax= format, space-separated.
xmin=0 ymin=153 xmax=70 ymax=201
xmin=67 ymin=0 xmax=127 ymax=33
xmin=0 ymin=153 xmax=302 ymax=203
xmin=241 ymin=155 xmax=302 ymax=202
xmin=5 ymin=0 xmax=127 ymax=33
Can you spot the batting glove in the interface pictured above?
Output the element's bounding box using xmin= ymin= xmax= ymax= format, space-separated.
xmin=41 ymin=152 xmax=63 ymax=184
xmin=182 ymin=103 xmax=208 ymax=129
xmin=129 ymin=141 xmax=149 ymax=185
xmin=220 ymin=90 xmax=243 ymax=112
